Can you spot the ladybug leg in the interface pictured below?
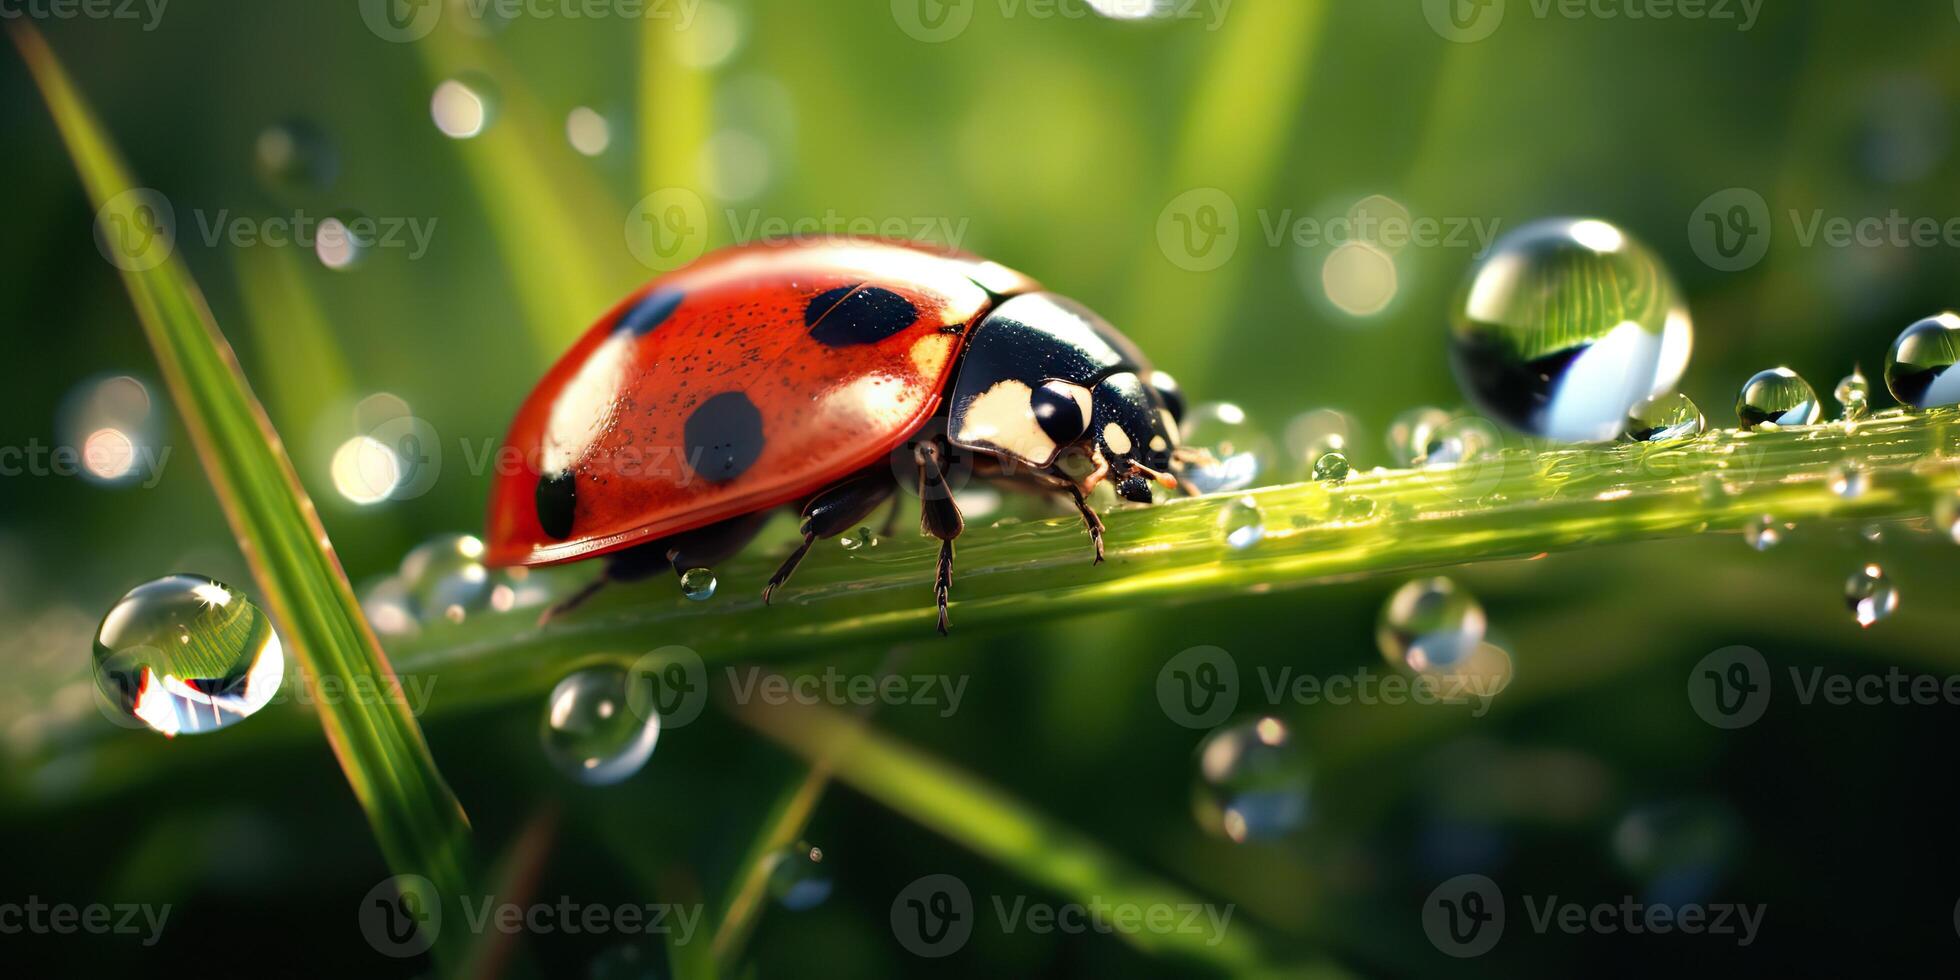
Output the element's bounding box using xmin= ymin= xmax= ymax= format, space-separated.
xmin=1064 ymin=483 xmax=1107 ymax=565
xmin=537 ymin=541 xmax=673 ymax=625
xmin=915 ymin=439 xmax=965 ymax=635
xmin=663 ymin=510 xmax=774 ymax=587
xmin=877 ymin=493 xmax=905 ymax=539
xmin=761 ymin=472 xmax=896 ymax=605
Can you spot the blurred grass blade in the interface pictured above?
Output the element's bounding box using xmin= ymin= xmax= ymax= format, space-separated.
xmin=231 ymin=245 xmax=353 ymax=458
xmin=639 ymin=14 xmax=712 ymax=216
xmin=11 ymin=20 xmax=477 ymax=962
xmin=734 ymin=693 xmax=1287 ymax=972
xmin=417 ymin=27 xmax=634 ymax=353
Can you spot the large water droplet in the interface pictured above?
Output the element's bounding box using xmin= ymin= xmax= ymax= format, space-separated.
xmin=1180 ymin=402 xmax=1271 ymax=494
xmin=400 ymin=534 xmax=492 ymax=624
xmin=431 ymin=73 xmax=499 ymax=139
xmin=1218 ymin=495 xmax=1265 ymax=550
xmin=679 ymin=567 xmax=718 ymax=601
xmin=1311 ymin=451 xmax=1350 ymax=484
xmin=1449 ymin=218 xmax=1691 ymax=442
xmin=1386 ymin=406 xmax=1453 ymax=467
xmin=1735 ymin=367 xmax=1820 ymax=430
xmin=253 ymin=119 xmax=337 ymax=196
xmin=1624 ymin=392 xmax=1705 ymax=442
xmin=93 ymin=575 xmax=285 ymax=737
xmin=1833 ymin=368 xmax=1871 ymax=421
xmin=1377 ymin=577 xmax=1486 ymax=671
xmin=360 ymin=575 xmax=420 ymax=637
xmin=767 ymin=843 xmax=833 ymax=911
xmin=1828 ymin=461 xmax=1869 ymax=500
xmin=541 ymin=667 xmax=660 ymax=785
xmin=1743 ymin=515 xmax=1781 ymax=551
xmin=1420 ymin=416 xmax=1501 ymax=467
xmin=1883 ymin=312 xmax=1960 ymax=409
xmin=1844 ymin=564 xmax=1897 ymax=628
xmin=1192 ymin=716 xmax=1310 ymax=843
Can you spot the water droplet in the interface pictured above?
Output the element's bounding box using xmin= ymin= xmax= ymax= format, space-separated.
xmin=1386 ymin=407 xmax=1451 ymax=468
xmin=541 ymin=667 xmax=660 ymax=786
xmin=839 ymin=527 xmax=876 ymax=551
xmin=315 ymin=210 xmax=369 ymax=271
xmin=1934 ymin=493 xmax=1960 ymax=543
xmin=1449 ymin=218 xmax=1691 ymax=442
xmin=431 ymin=73 xmax=499 ymax=139
xmin=253 ymin=119 xmax=337 ymax=196
xmin=1883 ymin=312 xmax=1960 ymax=409
xmin=1833 ymin=368 xmax=1871 ymax=420
xmin=1311 ymin=451 xmax=1350 ymax=484
xmin=1180 ymin=402 xmax=1271 ymax=494
xmin=766 ymin=843 xmax=833 ymax=911
xmin=1283 ymin=408 xmax=1355 ymax=476
xmin=1377 ymin=577 xmax=1486 ymax=671
xmin=399 ymin=533 xmax=492 ymax=624
xmin=1735 ymin=367 xmax=1820 ymax=430
xmin=566 ymin=106 xmax=613 ymax=157
xmin=1218 ymin=496 xmax=1265 ymax=550
xmin=93 ymin=575 xmax=286 ymax=737
xmin=1193 ymin=716 xmax=1310 ymax=843
xmin=59 ymin=374 xmax=161 ymax=486
xmin=1420 ymin=416 xmax=1501 ymax=467
xmin=1828 ymin=461 xmax=1869 ymax=500
xmin=490 ymin=567 xmax=552 ymax=613
xmin=1742 ymin=515 xmax=1781 ymax=551
xmin=1844 ymin=564 xmax=1897 ymax=628
xmin=679 ymin=567 xmax=718 ymax=601
xmin=360 ymin=576 xmax=420 ymax=637
xmin=1624 ymin=392 xmax=1705 ymax=442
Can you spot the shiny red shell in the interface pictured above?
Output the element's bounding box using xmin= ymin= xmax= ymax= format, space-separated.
xmin=485 ymin=240 xmax=1039 ymax=567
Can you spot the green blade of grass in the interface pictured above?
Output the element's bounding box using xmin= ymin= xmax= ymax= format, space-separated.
xmin=732 ymin=692 xmax=1307 ymax=973
xmin=11 ymin=21 xmax=477 ymax=964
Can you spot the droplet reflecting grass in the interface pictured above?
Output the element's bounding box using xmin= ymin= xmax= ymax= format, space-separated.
xmin=93 ymin=575 xmax=285 ymax=737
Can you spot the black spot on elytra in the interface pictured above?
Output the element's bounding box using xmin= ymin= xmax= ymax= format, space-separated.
xmin=535 ymin=471 xmax=578 ymax=539
xmin=684 ymin=391 xmax=765 ymax=483
xmin=613 ymin=288 xmax=684 ymax=337
xmin=803 ymin=285 xmax=917 ymax=347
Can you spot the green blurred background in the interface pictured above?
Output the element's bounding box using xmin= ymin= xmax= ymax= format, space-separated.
xmin=4 ymin=0 xmax=1960 ymax=975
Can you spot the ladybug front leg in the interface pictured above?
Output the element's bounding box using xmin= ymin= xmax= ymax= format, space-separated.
xmin=761 ymin=471 xmax=896 ymax=605
xmin=915 ymin=438 xmax=965 ymax=635
xmin=1063 ymin=483 xmax=1107 ymax=565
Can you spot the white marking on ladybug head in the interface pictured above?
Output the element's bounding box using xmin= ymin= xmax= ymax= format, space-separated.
xmin=957 ymin=379 xmax=1058 ymax=466
xmin=1101 ymin=422 xmax=1133 ymax=455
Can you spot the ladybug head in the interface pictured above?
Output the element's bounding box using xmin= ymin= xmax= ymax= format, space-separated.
xmin=947 ymin=292 xmax=1185 ymax=503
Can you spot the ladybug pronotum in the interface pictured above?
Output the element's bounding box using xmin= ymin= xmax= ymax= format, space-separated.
xmin=485 ymin=239 xmax=1189 ymax=632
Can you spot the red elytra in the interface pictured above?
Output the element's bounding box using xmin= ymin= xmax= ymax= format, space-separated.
xmin=484 ymin=240 xmax=1038 ymax=568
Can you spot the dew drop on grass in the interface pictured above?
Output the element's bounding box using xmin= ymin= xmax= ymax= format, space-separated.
xmin=1844 ymin=564 xmax=1898 ymax=628
xmin=1449 ymin=218 xmax=1691 ymax=442
xmin=679 ymin=567 xmax=718 ymax=601
xmin=1736 ymin=367 xmax=1820 ymax=430
xmin=1421 ymin=416 xmax=1501 ymax=467
xmin=1376 ymin=577 xmax=1486 ymax=671
xmin=431 ymin=73 xmax=499 ymax=139
xmin=839 ymin=527 xmax=875 ymax=551
xmin=541 ymin=666 xmax=660 ymax=786
xmin=1193 ymin=716 xmax=1310 ymax=843
xmin=490 ymin=567 xmax=552 ymax=613
xmin=1828 ymin=461 xmax=1869 ymax=500
xmin=1742 ymin=515 xmax=1781 ymax=551
xmin=1311 ymin=451 xmax=1350 ymax=484
xmin=766 ymin=843 xmax=833 ymax=911
xmin=1833 ymin=368 xmax=1871 ymax=421
xmin=1218 ymin=495 xmax=1265 ymax=550
xmin=1624 ymin=392 xmax=1705 ymax=442
xmin=399 ymin=533 xmax=492 ymax=624
xmin=1387 ymin=406 xmax=1453 ymax=467
xmin=1180 ymin=402 xmax=1271 ymax=494
xmin=360 ymin=575 xmax=420 ymax=637
xmin=1883 ymin=312 xmax=1960 ymax=409
xmin=1283 ymin=408 xmax=1355 ymax=477
xmin=93 ymin=575 xmax=285 ymax=737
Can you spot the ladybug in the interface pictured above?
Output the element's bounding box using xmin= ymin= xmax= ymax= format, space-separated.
xmin=485 ymin=239 xmax=1189 ymax=632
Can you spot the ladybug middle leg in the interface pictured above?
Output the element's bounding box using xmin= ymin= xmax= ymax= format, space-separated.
xmin=915 ymin=437 xmax=965 ymax=635
xmin=539 ymin=510 xmax=772 ymax=624
xmin=761 ymin=471 xmax=897 ymax=605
